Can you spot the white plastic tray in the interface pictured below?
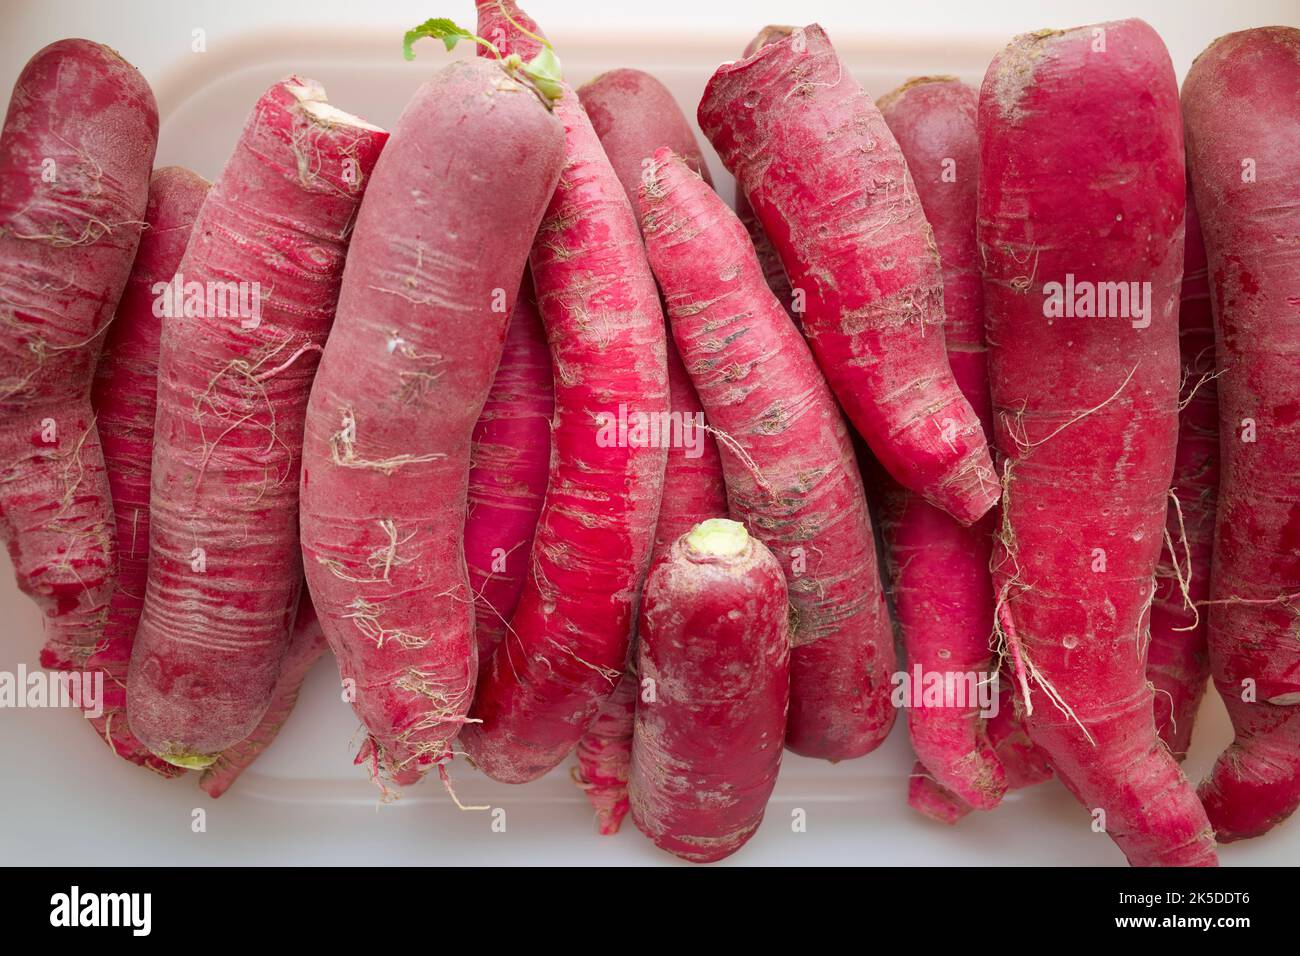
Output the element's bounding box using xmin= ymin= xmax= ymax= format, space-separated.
xmin=3 ymin=2 xmax=1297 ymax=866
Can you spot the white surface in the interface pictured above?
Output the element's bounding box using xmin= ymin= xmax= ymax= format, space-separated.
xmin=3 ymin=0 xmax=1299 ymax=866
xmin=3 ymin=595 xmax=1296 ymax=865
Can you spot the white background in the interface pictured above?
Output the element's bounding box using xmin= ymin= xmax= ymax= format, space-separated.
xmin=5 ymin=1 xmax=1300 ymax=87
xmin=2 ymin=1 xmax=1297 ymax=865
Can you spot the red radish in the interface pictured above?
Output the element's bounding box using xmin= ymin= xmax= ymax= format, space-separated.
xmin=982 ymin=695 xmax=1054 ymax=792
xmin=300 ymin=56 xmax=564 ymax=786
xmin=88 ymin=165 xmax=208 ymax=775
xmin=734 ymin=191 xmax=794 ymax=318
xmin=0 ymin=39 xmax=156 ymax=670
xmin=641 ymin=148 xmax=895 ymax=760
xmin=908 ymin=680 xmax=1055 ymax=824
xmin=464 ymin=273 xmax=551 ymax=672
xmin=629 ymin=518 xmax=789 ymax=863
xmin=461 ymin=0 xmax=669 ymax=785
xmin=1184 ymin=27 xmax=1300 ymax=842
xmin=200 ymin=589 xmax=328 ymax=798
xmin=980 ymin=19 xmax=1216 ymax=866
xmin=572 ymin=673 xmax=637 ymax=833
xmin=1147 ymin=193 xmax=1217 ymax=759
xmin=906 ymin=763 xmax=970 ymax=825
xmin=733 ymin=28 xmax=796 ymax=315
xmin=128 ymin=78 xmax=387 ymax=769
xmin=571 ymin=67 xmax=728 ymax=833
xmin=885 ymin=497 xmax=1002 ymax=805
xmin=92 ymin=169 xmax=330 ymax=790
xmin=648 ymin=345 xmax=728 ymax=561
xmin=878 ymin=76 xmax=1005 ymax=811
xmin=573 ymin=343 xmax=724 ymax=832
xmin=578 ymin=68 xmax=713 ymax=196
xmin=698 ymin=25 xmax=998 ymax=526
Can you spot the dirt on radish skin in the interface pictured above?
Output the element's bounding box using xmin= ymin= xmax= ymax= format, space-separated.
xmin=0 ymin=39 xmax=157 ymax=671
xmin=980 ymin=19 xmax=1216 ymax=867
xmin=698 ymin=24 xmax=998 ymax=526
xmin=88 ymin=166 xmax=209 ymax=776
xmin=300 ymin=57 xmax=564 ymax=788
xmin=1184 ymin=26 xmax=1300 ymax=843
xmin=629 ymin=519 xmax=790 ymax=864
xmin=462 ymin=0 xmax=669 ymax=786
xmin=128 ymin=78 xmax=387 ymax=769
xmin=571 ymin=67 xmax=727 ymax=833
xmin=640 ymin=148 xmax=895 ymax=761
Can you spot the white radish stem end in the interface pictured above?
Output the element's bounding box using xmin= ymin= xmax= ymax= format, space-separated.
xmin=685 ymin=518 xmax=750 ymax=559
xmin=286 ymin=81 xmax=385 ymax=131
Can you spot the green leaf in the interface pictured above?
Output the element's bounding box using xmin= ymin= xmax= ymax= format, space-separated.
xmin=403 ymin=18 xmax=495 ymax=61
xmin=521 ymin=45 xmax=565 ymax=104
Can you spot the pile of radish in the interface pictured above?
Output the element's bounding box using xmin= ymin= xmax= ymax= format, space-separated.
xmin=1 ymin=2 xmax=1297 ymax=867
